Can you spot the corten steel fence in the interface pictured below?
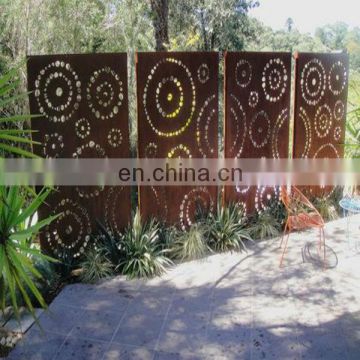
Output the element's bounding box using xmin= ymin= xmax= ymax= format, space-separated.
xmin=136 ymin=52 xmax=219 ymax=229
xmin=26 ymin=51 xmax=349 ymax=258
xmin=223 ymin=52 xmax=292 ymax=213
xmin=293 ymin=52 xmax=349 ymax=197
xmin=27 ymin=53 xmax=131 ymax=258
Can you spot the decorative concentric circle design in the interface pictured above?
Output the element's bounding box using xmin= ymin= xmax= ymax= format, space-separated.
xmin=314 ymin=104 xmax=332 ymax=138
xmin=107 ymin=128 xmax=122 ymax=148
xmin=143 ymin=58 xmax=196 ymax=137
xmin=43 ymin=133 xmax=64 ymax=158
xmin=229 ymin=94 xmax=246 ymax=158
xmin=145 ymin=142 xmax=158 ymax=158
xmin=313 ymin=143 xmax=339 ymax=159
xmin=196 ymin=94 xmax=216 ymax=158
xmin=298 ymin=107 xmax=312 ymax=158
xmin=334 ymin=126 xmax=342 ymax=142
xmin=35 ymin=61 xmax=81 ymax=123
xmin=197 ymin=63 xmax=210 ymax=84
xmin=75 ymin=118 xmax=91 ymax=139
xmin=329 ymin=60 xmax=347 ymax=96
xmin=167 ymin=144 xmax=192 ymax=158
xmin=248 ymin=91 xmax=259 ymax=108
xmin=105 ymin=187 xmax=125 ymax=234
xmin=262 ymin=58 xmax=288 ymax=103
xmin=271 ymin=109 xmax=288 ymax=158
xmin=255 ymin=186 xmax=280 ymax=212
xmin=87 ymin=67 xmax=124 ymax=120
xmin=334 ymin=100 xmax=345 ymax=121
xmin=149 ymin=186 xmax=168 ymax=220
xmin=249 ymin=111 xmax=271 ymax=149
xmin=179 ymin=187 xmax=214 ymax=230
xmin=235 ymin=60 xmax=252 ymax=88
xmin=300 ymin=58 xmax=326 ymax=106
xmin=72 ymin=141 xmax=106 ymax=199
xmin=44 ymin=198 xmax=91 ymax=258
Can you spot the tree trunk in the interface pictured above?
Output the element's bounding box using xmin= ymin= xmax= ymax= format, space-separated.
xmin=150 ymin=0 xmax=169 ymax=51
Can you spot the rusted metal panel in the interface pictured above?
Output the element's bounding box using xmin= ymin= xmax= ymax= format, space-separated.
xmin=136 ymin=52 xmax=219 ymax=228
xmin=224 ymin=52 xmax=292 ymax=213
xmin=293 ymin=52 xmax=349 ymax=197
xmin=27 ymin=53 xmax=131 ymax=258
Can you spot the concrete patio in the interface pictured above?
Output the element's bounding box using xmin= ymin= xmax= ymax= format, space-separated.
xmin=7 ymin=215 xmax=360 ymax=360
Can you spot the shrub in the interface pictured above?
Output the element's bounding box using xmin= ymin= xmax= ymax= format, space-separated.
xmin=118 ymin=210 xmax=172 ymax=278
xmin=208 ymin=203 xmax=252 ymax=252
xmin=249 ymin=209 xmax=281 ymax=240
xmin=313 ymin=197 xmax=339 ymax=221
xmin=170 ymin=223 xmax=210 ymax=261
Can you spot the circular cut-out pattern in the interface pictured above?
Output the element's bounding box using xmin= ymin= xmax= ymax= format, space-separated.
xmin=167 ymin=144 xmax=192 ymax=158
xmin=145 ymin=142 xmax=158 ymax=158
xmin=196 ymin=94 xmax=216 ymax=158
xmin=105 ymin=187 xmax=125 ymax=234
xmin=87 ymin=67 xmax=123 ymax=120
xmin=300 ymin=58 xmax=326 ymax=106
xmin=334 ymin=100 xmax=345 ymax=121
xmin=271 ymin=109 xmax=288 ymax=158
xmin=314 ymin=104 xmax=332 ymax=138
xmin=43 ymin=133 xmax=64 ymax=158
xmin=197 ymin=63 xmax=210 ymax=84
xmin=262 ymin=58 xmax=288 ymax=103
xmin=334 ymin=126 xmax=342 ymax=142
xmin=329 ymin=60 xmax=347 ymax=96
xmin=249 ymin=111 xmax=271 ymax=149
xmin=179 ymin=187 xmax=214 ymax=230
xmin=229 ymin=94 xmax=246 ymax=158
xmin=235 ymin=60 xmax=252 ymax=88
xmin=35 ymin=61 xmax=81 ymax=123
xmin=143 ymin=58 xmax=195 ymax=137
xmin=73 ymin=141 xmax=106 ymax=199
xmin=255 ymin=186 xmax=280 ymax=212
xmin=107 ymin=128 xmax=122 ymax=148
xmin=44 ymin=198 xmax=91 ymax=258
xmin=313 ymin=143 xmax=339 ymax=159
xmin=248 ymin=91 xmax=259 ymax=108
xmin=298 ymin=107 xmax=312 ymax=158
xmin=75 ymin=118 xmax=91 ymax=139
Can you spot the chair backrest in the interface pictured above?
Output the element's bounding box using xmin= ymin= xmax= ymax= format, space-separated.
xmin=280 ymin=186 xmax=320 ymax=217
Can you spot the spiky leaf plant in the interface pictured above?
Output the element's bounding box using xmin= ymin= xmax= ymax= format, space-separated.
xmin=208 ymin=203 xmax=252 ymax=252
xmin=249 ymin=209 xmax=281 ymax=240
xmin=0 ymin=186 xmax=58 ymax=320
xmin=0 ymin=67 xmax=40 ymax=158
xmin=79 ymin=248 xmax=114 ymax=284
xmin=313 ymin=197 xmax=338 ymax=221
xmin=118 ymin=210 xmax=172 ymax=279
xmin=171 ymin=223 xmax=210 ymax=261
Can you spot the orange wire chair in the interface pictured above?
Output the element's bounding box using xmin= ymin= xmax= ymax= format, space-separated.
xmin=279 ymin=186 xmax=326 ymax=268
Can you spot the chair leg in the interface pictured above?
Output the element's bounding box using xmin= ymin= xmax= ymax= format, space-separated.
xmin=279 ymin=229 xmax=290 ymax=268
xmin=279 ymin=220 xmax=289 ymax=249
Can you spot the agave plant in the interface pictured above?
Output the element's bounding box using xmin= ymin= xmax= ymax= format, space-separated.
xmin=208 ymin=203 xmax=252 ymax=252
xmin=118 ymin=210 xmax=172 ymax=279
xmin=0 ymin=67 xmax=40 ymax=158
xmin=171 ymin=223 xmax=210 ymax=261
xmin=0 ymin=186 xmax=58 ymax=320
xmin=79 ymin=248 xmax=114 ymax=284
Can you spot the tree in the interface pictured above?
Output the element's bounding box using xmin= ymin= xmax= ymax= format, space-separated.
xmin=150 ymin=0 xmax=169 ymax=51
xmin=285 ymin=17 xmax=294 ymax=33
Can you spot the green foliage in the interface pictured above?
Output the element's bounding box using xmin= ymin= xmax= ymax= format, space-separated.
xmin=170 ymin=223 xmax=210 ymax=261
xmin=249 ymin=210 xmax=281 ymax=241
xmin=208 ymin=203 xmax=252 ymax=252
xmin=0 ymin=186 xmax=58 ymax=320
xmin=313 ymin=197 xmax=339 ymax=222
xmin=79 ymin=248 xmax=114 ymax=284
xmin=118 ymin=210 xmax=172 ymax=279
xmin=0 ymin=67 xmax=39 ymax=158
